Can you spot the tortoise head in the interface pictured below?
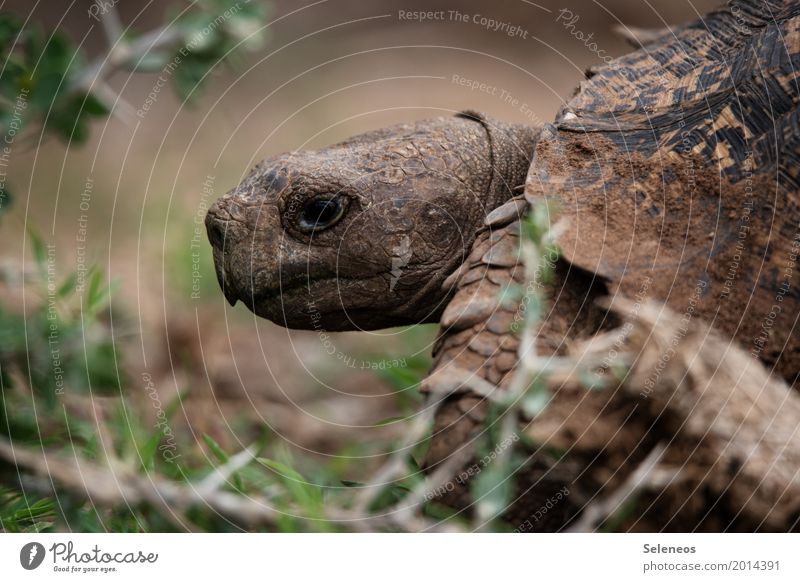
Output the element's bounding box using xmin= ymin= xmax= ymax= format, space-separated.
xmin=205 ymin=112 xmax=538 ymax=331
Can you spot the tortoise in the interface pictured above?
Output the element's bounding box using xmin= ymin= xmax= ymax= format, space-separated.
xmin=205 ymin=0 xmax=800 ymax=530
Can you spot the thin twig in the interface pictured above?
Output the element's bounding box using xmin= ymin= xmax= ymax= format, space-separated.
xmin=472 ymin=210 xmax=554 ymax=529
xmin=351 ymin=392 xmax=448 ymax=515
xmin=385 ymin=445 xmax=474 ymax=529
xmin=0 ymin=436 xmax=281 ymax=528
xmin=99 ymin=4 xmax=125 ymax=50
xmin=567 ymin=442 xmax=677 ymax=532
xmin=196 ymin=443 xmax=259 ymax=497
xmin=94 ymin=82 xmax=137 ymax=125
xmin=73 ymin=23 xmax=186 ymax=93
xmin=0 ymin=436 xmax=461 ymax=532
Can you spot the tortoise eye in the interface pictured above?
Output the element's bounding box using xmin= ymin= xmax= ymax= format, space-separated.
xmin=298 ymin=196 xmax=345 ymax=232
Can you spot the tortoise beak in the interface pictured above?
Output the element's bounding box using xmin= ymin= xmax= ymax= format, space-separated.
xmin=220 ymin=272 xmax=239 ymax=307
xmin=205 ymin=201 xmax=242 ymax=307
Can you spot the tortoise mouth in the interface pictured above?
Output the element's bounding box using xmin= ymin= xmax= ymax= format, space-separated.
xmin=236 ymin=271 xmax=428 ymax=331
xmin=239 ymin=273 xmax=352 ymax=326
xmin=239 ymin=274 xmax=321 ymax=309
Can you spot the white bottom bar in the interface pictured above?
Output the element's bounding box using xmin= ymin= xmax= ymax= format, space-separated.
xmin=1 ymin=533 xmax=796 ymax=581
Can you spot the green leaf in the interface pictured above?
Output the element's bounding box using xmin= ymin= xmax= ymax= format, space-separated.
xmin=0 ymin=184 xmax=12 ymax=217
xmin=27 ymin=227 xmax=47 ymax=280
xmin=423 ymin=501 xmax=461 ymax=523
xmin=579 ymin=368 xmax=609 ymax=390
xmin=377 ymin=366 xmax=421 ymax=391
xmin=203 ymin=434 xmax=244 ymax=491
xmin=43 ymin=90 xmax=108 ymax=144
xmin=600 ymin=495 xmax=641 ymax=532
xmin=85 ymin=268 xmax=109 ymax=310
xmin=373 ymin=416 xmax=405 ymax=427
xmin=471 ymin=457 xmax=516 ymax=528
xmin=0 ymin=13 xmax=22 ymax=49
xmin=521 ymin=389 xmax=551 ymax=418
xmin=610 ymin=364 xmax=629 ymax=383
xmin=257 ymin=457 xmax=304 ymax=484
xmin=202 ymin=433 xmax=229 ymax=463
xmin=56 ymin=271 xmax=77 ymax=298
xmin=257 ymin=457 xmax=323 ymax=517
xmin=83 ymin=341 xmax=121 ymax=395
xmin=0 ymin=487 xmax=56 ymax=533
xmin=129 ymin=52 xmax=171 ymax=73
xmin=36 ymin=31 xmax=73 ymax=77
xmin=172 ymin=52 xmax=212 ymax=102
xmin=47 ymin=111 xmax=84 ymax=143
xmin=82 ymin=92 xmax=110 ymax=116
xmin=523 ymin=201 xmax=556 ymax=242
xmin=498 ymin=282 xmax=524 ymax=307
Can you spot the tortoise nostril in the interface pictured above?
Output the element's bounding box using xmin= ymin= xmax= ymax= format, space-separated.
xmin=206 ymin=197 xmax=252 ymax=250
xmin=205 ymin=202 xmax=233 ymax=249
xmin=206 ymin=216 xmax=227 ymax=249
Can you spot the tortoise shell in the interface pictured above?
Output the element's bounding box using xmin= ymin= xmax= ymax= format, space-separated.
xmin=526 ymin=0 xmax=800 ymax=382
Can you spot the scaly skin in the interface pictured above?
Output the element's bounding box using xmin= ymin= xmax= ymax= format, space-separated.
xmin=205 ymin=112 xmax=538 ymax=331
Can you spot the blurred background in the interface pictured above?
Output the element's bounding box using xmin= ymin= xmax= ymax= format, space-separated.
xmin=0 ymin=0 xmax=716 ymax=530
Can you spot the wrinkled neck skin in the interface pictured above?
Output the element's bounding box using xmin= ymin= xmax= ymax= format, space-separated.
xmin=394 ymin=111 xmax=539 ymax=324
xmin=460 ymin=111 xmax=538 ymax=211
xmin=205 ymin=112 xmax=540 ymax=331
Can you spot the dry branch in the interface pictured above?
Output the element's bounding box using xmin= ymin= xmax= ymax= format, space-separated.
xmin=574 ymin=299 xmax=800 ymax=529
